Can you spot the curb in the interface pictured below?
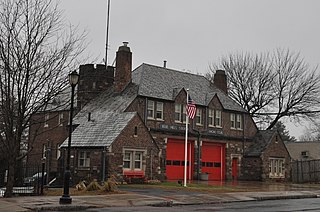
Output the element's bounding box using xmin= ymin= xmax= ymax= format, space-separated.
xmin=26 ymin=205 xmax=94 ymax=211
xmin=254 ymin=194 xmax=319 ymax=201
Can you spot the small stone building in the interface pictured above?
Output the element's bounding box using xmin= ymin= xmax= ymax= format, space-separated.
xmin=241 ymin=130 xmax=291 ymax=181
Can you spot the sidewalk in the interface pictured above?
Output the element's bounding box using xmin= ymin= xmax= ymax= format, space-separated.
xmin=1 ymin=182 xmax=320 ymax=211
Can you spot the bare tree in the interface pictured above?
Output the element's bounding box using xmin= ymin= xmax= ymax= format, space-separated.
xmin=0 ymin=0 xmax=87 ymax=197
xmin=208 ymin=49 xmax=320 ymax=130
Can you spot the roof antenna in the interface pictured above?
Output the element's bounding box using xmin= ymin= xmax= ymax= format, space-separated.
xmin=105 ymin=0 xmax=111 ymax=69
xmin=163 ymin=60 xmax=167 ymax=68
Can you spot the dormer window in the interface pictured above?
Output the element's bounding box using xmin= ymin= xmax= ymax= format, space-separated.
xmin=174 ymin=103 xmax=186 ymax=123
xmin=209 ymin=109 xmax=222 ymax=128
xmin=156 ymin=102 xmax=163 ymax=120
xmin=147 ymin=100 xmax=154 ymax=119
xmin=147 ymin=100 xmax=163 ymax=120
xmin=196 ymin=109 xmax=203 ymax=126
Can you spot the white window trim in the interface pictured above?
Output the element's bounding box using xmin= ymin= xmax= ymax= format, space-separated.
xmin=174 ymin=103 xmax=182 ymax=123
xmin=156 ymin=102 xmax=164 ymax=120
xmin=123 ymin=149 xmax=146 ymax=171
xmin=215 ymin=110 xmax=222 ymax=127
xmin=44 ymin=114 xmax=49 ymax=128
xmin=236 ymin=114 xmax=243 ymax=130
xmin=230 ymin=113 xmax=236 ymax=129
xmin=78 ymin=151 xmax=90 ymax=168
xmin=147 ymin=100 xmax=155 ymax=120
xmin=58 ymin=113 xmax=64 ymax=126
xmin=196 ymin=109 xmax=203 ymax=126
xmin=269 ymin=158 xmax=285 ymax=178
xmin=208 ymin=109 xmax=214 ymax=127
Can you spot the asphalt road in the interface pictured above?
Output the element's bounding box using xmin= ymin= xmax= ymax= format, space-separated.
xmin=86 ymin=198 xmax=320 ymax=212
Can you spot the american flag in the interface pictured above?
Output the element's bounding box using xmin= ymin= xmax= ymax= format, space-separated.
xmin=186 ymin=95 xmax=196 ymax=119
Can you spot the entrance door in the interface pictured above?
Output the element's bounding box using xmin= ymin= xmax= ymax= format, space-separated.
xmin=166 ymin=139 xmax=194 ymax=180
xmin=232 ymin=158 xmax=238 ymax=180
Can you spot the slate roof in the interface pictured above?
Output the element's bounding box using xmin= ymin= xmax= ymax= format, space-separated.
xmin=245 ymin=130 xmax=276 ymax=157
xmin=61 ymin=63 xmax=248 ymax=148
xmin=60 ymin=84 xmax=138 ymax=148
xmin=132 ymin=63 xmax=246 ymax=112
xmin=61 ymin=112 xmax=136 ymax=148
xmin=286 ymin=142 xmax=320 ymax=160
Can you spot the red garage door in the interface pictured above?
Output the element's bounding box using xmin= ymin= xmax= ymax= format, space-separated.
xmin=166 ymin=139 xmax=194 ymax=180
xmin=201 ymin=142 xmax=225 ymax=180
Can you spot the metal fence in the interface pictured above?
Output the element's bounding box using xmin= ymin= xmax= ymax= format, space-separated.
xmin=0 ymin=161 xmax=46 ymax=196
xmin=291 ymin=159 xmax=320 ymax=183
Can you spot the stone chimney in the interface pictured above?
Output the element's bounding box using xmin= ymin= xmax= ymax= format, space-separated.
xmin=77 ymin=64 xmax=114 ymax=109
xmin=213 ymin=70 xmax=228 ymax=94
xmin=115 ymin=42 xmax=132 ymax=93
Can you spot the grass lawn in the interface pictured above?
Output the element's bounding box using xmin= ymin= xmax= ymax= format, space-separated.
xmin=44 ymin=181 xmax=252 ymax=196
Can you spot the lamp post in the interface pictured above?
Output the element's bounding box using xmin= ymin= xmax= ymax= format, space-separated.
xmin=60 ymin=70 xmax=79 ymax=204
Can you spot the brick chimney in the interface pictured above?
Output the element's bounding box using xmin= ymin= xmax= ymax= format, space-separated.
xmin=115 ymin=42 xmax=132 ymax=93
xmin=213 ymin=70 xmax=228 ymax=94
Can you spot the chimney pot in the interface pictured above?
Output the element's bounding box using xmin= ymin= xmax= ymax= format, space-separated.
xmin=163 ymin=60 xmax=167 ymax=68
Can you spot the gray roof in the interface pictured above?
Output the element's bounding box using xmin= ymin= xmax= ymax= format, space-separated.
xmin=245 ymin=130 xmax=276 ymax=157
xmin=61 ymin=85 xmax=138 ymax=148
xmin=132 ymin=63 xmax=246 ymax=112
xmin=61 ymin=63 xmax=248 ymax=148
xmin=61 ymin=112 xmax=136 ymax=148
xmin=286 ymin=142 xmax=320 ymax=160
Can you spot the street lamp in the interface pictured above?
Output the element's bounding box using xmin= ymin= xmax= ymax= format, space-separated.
xmin=60 ymin=70 xmax=79 ymax=204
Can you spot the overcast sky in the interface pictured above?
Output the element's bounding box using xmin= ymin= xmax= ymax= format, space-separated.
xmin=60 ymin=0 xmax=320 ymax=138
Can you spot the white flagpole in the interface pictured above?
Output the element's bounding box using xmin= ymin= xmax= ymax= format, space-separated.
xmin=105 ymin=0 xmax=111 ymax=67
xmin=189 ymin=142 xmax=191 ymax=181
xmin=184 ymin=89 xmax=189 ymax=187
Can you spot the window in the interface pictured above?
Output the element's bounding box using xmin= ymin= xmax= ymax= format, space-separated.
xmin=148 ymin=100 xmax=163 ymax=120
xmin=43 ymin=144 xmax=47 ymax=159
xmin=175 ymin=104 xmax=182 ymax=122
xmin=134 ymin=126 xmax=138 ymax=136
xmin=123 ymin=152 xmax=131 ymax=169
xmin=56 ymin=144 xmax=61 ymax=159
xmin=58 ymin=113 xmax=64 ymax=126
xmin=209 ymin=109 xmax=222 ymax=127
xmin=230 ymin=113 xmax=243 ymax=130
xmin=44 ymin=114 xmax=49 ymax=127
xmin=134 ymin=152 xmax=142 ymax=169
xmin=78 ymin=151 xmax=90 ymax=167
xmin=215 ymin=110 xmax=222 ymax=127
xmin=147 ymin=100 xmax=154 ymax=119
xmin=156 ymin=102 xmax=163 ymax=120
xmin=269 ymin=158 xmax=285 ymax=178
xmin=230 ymin=114 xmax=236 ymax=129
xmin=208 ymin=109 xmax=214 ymax=127
xmin=301 ymin=151 xmax=309 ymax=158
xmin=196 ymin=109 xmax=203 ymax=125
xmin=123 ymin=150 xmax=144 ymax=170
xmin=236 ymin=114 xmax=242 ymax=129
xmin=174 ymin=104 xmax=186 ymax=123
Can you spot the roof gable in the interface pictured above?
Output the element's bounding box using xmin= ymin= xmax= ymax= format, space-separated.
xmin=132 ymin=63 xmax=246 ymax=112
xmin=245 ymin=130 xmax=276 ymax=157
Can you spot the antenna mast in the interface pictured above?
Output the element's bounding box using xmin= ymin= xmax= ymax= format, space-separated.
xmin=105 ymin=0 xmax=111 ymax=67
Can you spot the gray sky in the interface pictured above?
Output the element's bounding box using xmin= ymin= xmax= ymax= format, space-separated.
xmin=60 ymin=0 xmax=320 ymax=138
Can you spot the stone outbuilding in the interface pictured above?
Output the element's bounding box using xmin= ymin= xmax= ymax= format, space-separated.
xmin=241 ymin=130 xmax=291 ymax=181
